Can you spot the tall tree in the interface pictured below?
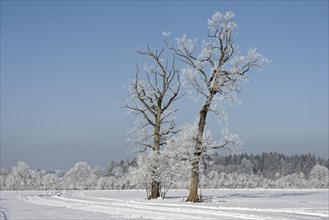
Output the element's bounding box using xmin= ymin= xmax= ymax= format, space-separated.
xmin=125 ymin=44 xmax=182 ymax=199
xmin=167 ymin=11 xmax=269 ymax=201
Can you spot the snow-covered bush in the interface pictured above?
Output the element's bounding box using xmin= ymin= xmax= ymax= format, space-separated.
xmin=128 ymin=150 xmax=190 ymax=198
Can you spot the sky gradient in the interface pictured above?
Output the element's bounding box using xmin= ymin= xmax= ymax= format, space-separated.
xmin=1 ymin=1 xmax=328 ymax=171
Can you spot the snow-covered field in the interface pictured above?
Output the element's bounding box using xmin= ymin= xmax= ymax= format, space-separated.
xmin=1 ymin=189 xmax=328 ymax=220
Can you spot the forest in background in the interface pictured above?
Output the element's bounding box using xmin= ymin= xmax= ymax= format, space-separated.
xmin=1 ymin=152 xmax=328 ymax=191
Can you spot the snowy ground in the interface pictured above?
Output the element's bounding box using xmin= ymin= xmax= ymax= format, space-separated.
xmin=1 ymin=189 xmax=328 ymax=220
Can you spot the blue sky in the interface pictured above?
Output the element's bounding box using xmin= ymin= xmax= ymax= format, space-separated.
xmin=1 ymin=1 xmax=328 ymax=170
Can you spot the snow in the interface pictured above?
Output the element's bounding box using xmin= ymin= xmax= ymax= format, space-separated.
xmin=1 ymin=189 xmax=328 ymax=219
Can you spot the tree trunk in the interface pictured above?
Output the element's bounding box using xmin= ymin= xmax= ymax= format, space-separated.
xmin=186 ymin=104 xmax=209 ymax=202
xmin=149 ymin=181 xmax=160 ymax=199
xmin=186 ymin=159 xmax=200 ymax=202
xmin=149 ymin=110 xmax=161 ymax=199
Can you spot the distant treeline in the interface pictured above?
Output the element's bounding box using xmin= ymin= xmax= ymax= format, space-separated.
xmin=205 ymin=152 xmax=329 ymax=178
xmin=1 ymin=152 xmax=328 ymax=190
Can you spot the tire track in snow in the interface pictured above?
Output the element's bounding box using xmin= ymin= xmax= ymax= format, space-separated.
xmin=84 ymin=195 xmax=329 ymax=220
xmin=21 ymin=193 xmax=328 ymax=220
xmin=59 ymin=195 xmax=265 ymax=220
xmin=21 ymin=194 xmax=263 ymax=219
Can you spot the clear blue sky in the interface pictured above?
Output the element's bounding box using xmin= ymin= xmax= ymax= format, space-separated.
xmin=1 ymin=1 xmax=328 ymax=171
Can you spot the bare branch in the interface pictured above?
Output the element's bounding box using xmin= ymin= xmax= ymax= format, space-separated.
xmin=125 ymin=104 xmax=156 ymax=127
xmin=134 ymin=142 xmax=155 ymax=152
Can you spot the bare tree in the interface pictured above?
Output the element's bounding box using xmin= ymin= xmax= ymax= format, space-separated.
xmin=166 ymin=11 xmax=270 ymax=202
xmin=125 ymin=45 xmax=182 ymax=199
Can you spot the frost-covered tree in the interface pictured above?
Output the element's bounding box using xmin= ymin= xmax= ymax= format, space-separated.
xmin=309 ymin=165 xmax=329 ymax=188
xmin=93 ymin=165 xmax=105 ymax=178
xmin=41 ymin=172 xmax=60 ymax=190
xmin=125 ymin=43 xmax=182 ymax=199
xmin=0 ymin=168 xmax=8 ymax=190
xmin=239 ymin=158 xmax=253 ymax=175
xmin=63 ymin=162 xmax=93 ymax=190
xmin=7 ymin=161 xmax=32 ymax=190
xmin=166 ymin=11 xmax=269 ymax=201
